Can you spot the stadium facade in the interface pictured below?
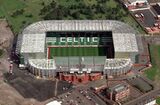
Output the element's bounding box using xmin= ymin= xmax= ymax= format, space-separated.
xmin=16 ymin=20 xmax=138 ymax=83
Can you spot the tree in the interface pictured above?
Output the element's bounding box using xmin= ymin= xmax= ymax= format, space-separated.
xmin=25 ymin=14 xmax=33 ymax=18
xmin=22 ymin=20 xmax=26 ymax=24
xmin=11 ymin=9 xmax=24 ymax=17
xmin=50 ymin=0 xmax=57 ymax=8
xmin=41 ymin=2 xmax=45 ymax=6
xmin=71 ymin=12 xmax=80 ymax=19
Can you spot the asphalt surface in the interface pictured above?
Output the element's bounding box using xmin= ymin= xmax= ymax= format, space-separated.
xmin=55 ymin=86 xmax=107 ymax=105
xmin=133 ymin=9 xmax=156 ymax=27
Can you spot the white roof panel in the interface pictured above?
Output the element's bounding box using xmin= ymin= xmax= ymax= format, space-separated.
xmin=29 ymin=59 xmax=56 ymax=70
xmin=104 ymin=58 xmax=132 ymax=69
xmin=113 ymin=33 xmax=138 ymax=52
xmin=22 ymin=20 xmax=135 ymax=34
xmin=21 ymin=34 xmax=45 ymax=53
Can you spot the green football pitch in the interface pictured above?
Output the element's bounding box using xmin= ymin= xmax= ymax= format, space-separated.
xmin=48 ymin=47 xmax=107 ymax=58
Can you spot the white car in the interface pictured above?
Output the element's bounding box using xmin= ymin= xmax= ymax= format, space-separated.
xmin=135 ymin=14 xmax=140 ymax=18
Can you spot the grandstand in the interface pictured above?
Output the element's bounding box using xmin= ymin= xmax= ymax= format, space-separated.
xmin=16 ymin=20 xmax=138 ymax=83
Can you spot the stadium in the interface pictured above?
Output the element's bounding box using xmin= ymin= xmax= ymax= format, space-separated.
xmin=16 ymin=20 xmax=138 ymax=83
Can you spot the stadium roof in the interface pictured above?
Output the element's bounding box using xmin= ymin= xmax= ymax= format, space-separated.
xmin=22 ymin=20 xmax=136 ymax=34
xmin=113 ymin=33 xmax=138 ymax=52
xmin=19 ymin=20 xmax=138 ymax=53
xmin=29 ymin=59 xmax=56 ymax=70
xmin=21 ymin=34 xmax=45 ymax=53
xmin=104 ymin=59 xmax=132 ymax=70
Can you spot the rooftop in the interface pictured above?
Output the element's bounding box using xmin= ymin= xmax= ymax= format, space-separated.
xmin=29 ymin=59 xmax=56 ymax=70
xmin=113 ymin=33 xmax=138 ymax=52
xmin=128 ymin=0 xmax=147 ymax=4
xmin=104 ymin=59 xmax=132 ymax=70
xmin=20 ymin=34 xmax=45 ymax=53
xmin=22 ymin=20 xmax=135 ymax=34
xmin=108 ymin=83 xmax=129 ymax=93
xmin=152 ymin=3 xmax=160 ymax=15
xmin=18 ymin=20 xmax=138 ymax=53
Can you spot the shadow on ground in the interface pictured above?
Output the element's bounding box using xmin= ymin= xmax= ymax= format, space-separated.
xmin=3 ymin=70 xmax=73 ymax=102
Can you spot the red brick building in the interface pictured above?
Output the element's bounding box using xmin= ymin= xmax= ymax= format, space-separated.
xmin=59 ymin=72 xmax=102 ymax=84
xmin=106 ymin=84 xmax=130 ymax=102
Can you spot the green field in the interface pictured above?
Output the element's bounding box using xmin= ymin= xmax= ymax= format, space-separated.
xmin=0 ymin=0 xmax=52 ymax=33
xmin=0 ymin=49 xmax=3 ymax=57
xmin=49 ymin=47 xmax=107 ymax=58
xmin=47 ymin=37 xmax=99 ymax=46
xmin=143 ymin=45 xmax=160 ymax=104
xmin=0 ymin=0 xmax=144 ymax=34
xmin=145 ymin=45 xmax=160 ymax=81
xmin=157 ymin=97 xmax=160 ymax=105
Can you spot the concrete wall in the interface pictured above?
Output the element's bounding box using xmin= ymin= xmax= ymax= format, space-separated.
xmin=115 ymin=52 xmax=130 ymax=58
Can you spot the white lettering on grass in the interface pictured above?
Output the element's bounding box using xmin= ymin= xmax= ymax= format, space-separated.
xmin=67 ymin=37 xmax=72 ymax=43
xmin=79 ymin=37 xmax=85 ymax=42
xmin=92 ymin=37 xmax=98 ymax=43
xmin=59 ymin=37 xmax=99 ymax=44
xmin=73 ymin=37 xmax=79 ymax=42
xmin=60 ymin=37 xmax=66 ymax=43
xmin=87 ymin=37 xmax=90 ymax=42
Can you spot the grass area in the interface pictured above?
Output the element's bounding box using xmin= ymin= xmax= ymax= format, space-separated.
xmin=157 ymin=97 xmax=160 ymax=105
xmin=49 ymin=47 xmax=107 ymax=57
xmin=0 ymin=49 xmax=3 ymax=57
xmin=144 ymin=67 xmax=157 ymax=80
xmin=122 ymin=15 xmax=145 ymax=34
xmin=143 ymin=45 xmax=160 ymax=104
xmin=0 ymin=0 xmax=52 ymax=34
xmin=0 ymin=0 xmax=144 ymax=34
xmin=145 ymin=45 xmax=160 ymax=81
